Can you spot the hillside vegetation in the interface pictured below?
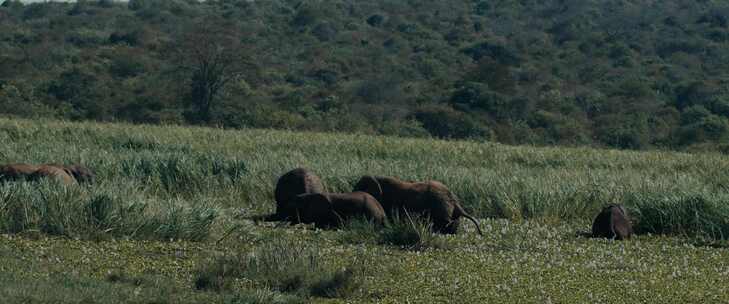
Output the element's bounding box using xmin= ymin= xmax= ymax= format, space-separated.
xmin=2 ymin=0 xmax=729 ymax=151
xmin=1 ymin=118 xmax=729 ymax=302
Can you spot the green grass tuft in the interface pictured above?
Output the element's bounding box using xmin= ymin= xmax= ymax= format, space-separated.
xmin=194 ymin=240 xmax=362 ymax=299
xmin=379 ymin=211 xmax=450 ymax=250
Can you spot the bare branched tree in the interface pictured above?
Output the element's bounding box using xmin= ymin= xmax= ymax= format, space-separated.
xmin=178 ymin=18 xmax=246 ymax=124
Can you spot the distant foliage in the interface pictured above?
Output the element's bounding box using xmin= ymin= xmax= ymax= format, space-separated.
xmin=1 ymin=0 xmax=729 ymax=151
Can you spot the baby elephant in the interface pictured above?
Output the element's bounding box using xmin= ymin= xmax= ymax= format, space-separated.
xmin=289 ymin=192 xmax=385 ymax=229
xmin=592 ymin=204 xmax=633 ymax=240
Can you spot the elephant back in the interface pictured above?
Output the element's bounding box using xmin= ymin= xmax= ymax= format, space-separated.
xmin=0 ymin=163 xmax=40 ymax=181
xmin=334 ymin=192 xmax=385 ymax=222
xmin=29 ymin=165 xmax=77 ymax=185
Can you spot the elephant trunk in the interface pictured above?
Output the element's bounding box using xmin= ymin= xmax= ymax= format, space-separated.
xmin=461 ymin=213 xmax=483 ymax=236
xmin=454 ymin=202 xmax=483 ymax=236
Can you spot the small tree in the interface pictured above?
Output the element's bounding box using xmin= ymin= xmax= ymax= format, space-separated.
xmin=177 ymin=18 xmax=247 ymax=124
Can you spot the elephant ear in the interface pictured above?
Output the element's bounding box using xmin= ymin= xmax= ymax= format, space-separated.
xmin=353 ymin=176 xmax=383 ymax=201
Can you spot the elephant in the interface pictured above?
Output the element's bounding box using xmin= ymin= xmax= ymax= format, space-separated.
xmin=1 ymin=163 xmax=93 ymax=184
xmin=289 ymin=192 xmax=385 ymax=228
xmin=591 ymin=204 xmax=633 ymax=240
xmin=353 ymin=176 xmax=483 ymax=235
xmin=268 ymin=168 xmax=325 ymax=221
xmin=0 ymin=163 xmax=40 ymax=182
xmin=28 ymin=165 xmax=77 ymax=185
xmin=45 ymin=164 xmax=95 ymax=183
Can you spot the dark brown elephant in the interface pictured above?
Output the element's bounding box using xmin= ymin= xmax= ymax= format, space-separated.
xmin=592 ymin=204 xmax=633 ymax=240
xmin=353 ymin=176 xmax=483 ymax=235
xmin=290 ymin=192 xmax=385 ymax=228
xmin=28 ymin=165 xmax=77 ymax=185
xmin=45 ymin=164 xmax=95 ymax=183
xmin=0 ymin=163 xmax=40 ymax=182
xmin=268 ymin=168 xmax=325 ymax=221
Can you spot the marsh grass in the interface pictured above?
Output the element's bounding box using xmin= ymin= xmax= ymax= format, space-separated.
xmin=119 ymin=153 xmax=247 ymax=196
xmin=1 ymin=118 xmax=728 ymax=239
xmin=0 ymin=181 xmax=217 ymax=241
xmin=194 ymin=240 xmax=362 ymax=299
xmin=628 ymin=191 xmax=729 ymax=239
xmin=379 ymin=211 xmax=450 ymax=250
xmin=336 ymin=217 xmax=381 ymax=245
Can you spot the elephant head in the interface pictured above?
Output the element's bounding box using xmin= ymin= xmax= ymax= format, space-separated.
xmin=592 ymin=204 xmax=633 ymax=240
xmin=353 ymin=176 xmax=482 ymax=235
xmin=352 ymin=175 xmax=384 ymax=202
xmin=270 ymin=168 xmax=325 ymax=221
xmin=65 ymin=165 xmax=95 ymax=183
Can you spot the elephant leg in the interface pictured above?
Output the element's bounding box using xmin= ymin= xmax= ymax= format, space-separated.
xmin=432 ymin=218 xmax=452 ymax=234
xmin=442 ymin=218 xmax=460 ymax=234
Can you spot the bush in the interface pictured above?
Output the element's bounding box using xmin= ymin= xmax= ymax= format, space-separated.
xmin=311 ymin=22 xmax=337 ymax=42
xmin=412 ymin=105 xmax=492 ymax=140
xmin=366 ymin=14 xmax=384 ymax=27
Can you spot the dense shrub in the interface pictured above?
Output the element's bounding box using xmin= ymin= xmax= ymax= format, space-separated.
xmin=412 ymin=105 xmax=492 ymax=140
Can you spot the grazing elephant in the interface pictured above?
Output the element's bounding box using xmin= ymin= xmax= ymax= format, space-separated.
xmin=269 ymin=168 xmax=325 ymax=221
xmin=1 ymin=163 xmax=94 ymax=184
xmin=592 ymin=204 xmax=633 ymax=240
xmin=0 ymin=163 xmax=40 ymax=182
xmin=45 ymin=164 xmax=95 ymax=183
xmin=290 ymin=192 xmax=385 ymax=228
xmin=28 ymin=165 xmax=77 ymax=185
xmin=353 ymin=176 xmax=483 ymax=235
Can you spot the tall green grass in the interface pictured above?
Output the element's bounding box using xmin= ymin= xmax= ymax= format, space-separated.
xmin=0 ymin=181 xmax=217 ymax=241
xmin=1 ymin=117 xmax=728 ymax=239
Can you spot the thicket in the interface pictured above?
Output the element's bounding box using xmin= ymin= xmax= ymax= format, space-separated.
xmin=1 ymin=0 xmax=729 ymax=151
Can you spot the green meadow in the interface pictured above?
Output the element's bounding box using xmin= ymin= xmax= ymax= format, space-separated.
xmin=1 ymin=117 xmax=729 ymax=303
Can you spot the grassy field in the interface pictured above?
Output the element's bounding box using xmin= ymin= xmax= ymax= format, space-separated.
xmin=1 ymin=117 xmax=729 ymax=303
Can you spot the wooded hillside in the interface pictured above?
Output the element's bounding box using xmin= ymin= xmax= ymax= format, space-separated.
xmin=1 ymin=0 xmax=728 ymax=151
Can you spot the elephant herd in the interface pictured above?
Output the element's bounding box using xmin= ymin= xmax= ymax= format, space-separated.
xmin=266 ymin=168 xmax=484 ymax=235
xmin=0 ymin=163 xmax=633 ymax=240
xmin=265 ymin=167 xmax=635 ymax=239
xmin=0 ymin=163 xmax=95 ymax=185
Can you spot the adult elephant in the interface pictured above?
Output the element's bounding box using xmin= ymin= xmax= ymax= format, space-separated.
xmin=592 ymin=204 xmax=633 ymax=240
xmin=268 ymin=168 xmax=325 ymax=221
xmin=0 ymin=163 xmax=40 ymax=182
xmin=353 ymin=176 xmax=483 ymax=235
xmin=45 ymin=164 xmax=95 ymax=183
xmin=28 ymin=165 xmax=77 ymax=185
xmin=290 ymin=192 xmax=385 ymax=228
